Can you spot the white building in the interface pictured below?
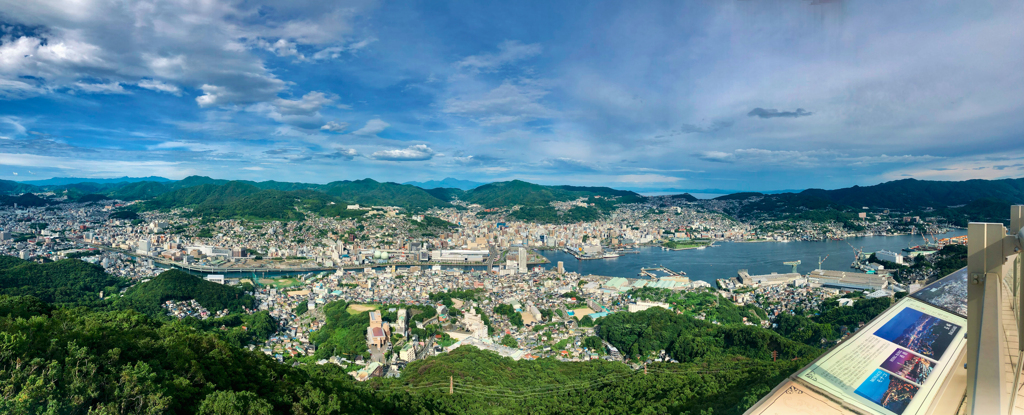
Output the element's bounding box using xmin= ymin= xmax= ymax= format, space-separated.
xmin=137 ymin=239 xmax=152 ymax=254
xmin=517 ymin=247 xmax=528 ymax=274
xmin=875 ymin=250 xmax=904 ymax=265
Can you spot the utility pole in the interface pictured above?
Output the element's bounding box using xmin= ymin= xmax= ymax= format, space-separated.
xmin=772 ymin=350 xmax=778 ymax=362
xmin=644 ymin=362 xmax=647 ymax=375
xmin=449 ymin=376 xmax=453 ymax=394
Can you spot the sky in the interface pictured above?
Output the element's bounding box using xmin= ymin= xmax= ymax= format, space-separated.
xmin=0 ymin=0 xmax=1021 ymax=192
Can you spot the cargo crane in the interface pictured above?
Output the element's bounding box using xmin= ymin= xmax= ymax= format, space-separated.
xmin=783 ymin=260 xmax=801 ymax=274
xmin=846 ymin=241 xmax=864 ymax=268
xmin=817 ymin=255 xmax=829 ymax=270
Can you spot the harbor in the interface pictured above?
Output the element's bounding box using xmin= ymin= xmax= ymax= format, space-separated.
xmin=541 ymin=230 xmax=967 ymax=284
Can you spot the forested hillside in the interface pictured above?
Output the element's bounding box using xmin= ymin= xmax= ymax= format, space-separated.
xmin=801 ymin=177 xmax=1024 ymax=210
xmin=465 ymin=180 xmax=645 ymax=208
xmin=115 ymin=269 xmax=255 ymax=318
xmin=320 ymin=179 xmax=451 ymax=211
xmin=0 ymin=296 xmax=812 ymax=415
xmin=0 ymin=256 xmax=126 ymax=306
xmin=598 ymin=307 xmax=822 ymax=362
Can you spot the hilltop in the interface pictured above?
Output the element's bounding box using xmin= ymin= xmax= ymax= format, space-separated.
xmin=115 ymin=269 xmax=255 ymax=318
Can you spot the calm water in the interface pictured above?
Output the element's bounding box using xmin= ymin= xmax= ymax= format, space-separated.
xmin=540 ymin=230 xmax=966 ymax=284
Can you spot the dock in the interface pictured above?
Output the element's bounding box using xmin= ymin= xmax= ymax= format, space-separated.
xmin=639 ymin=266 xmax=687 ymax=278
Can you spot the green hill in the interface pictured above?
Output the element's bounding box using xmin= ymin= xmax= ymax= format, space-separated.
xmin=107 ymin=181 xmax=171 ymax=200
xmin=320 ymin=179 xmax=450 ymax=211
xmin=138 ymin=182 xmax=315 ymax=221
xmin=76 ymin=193 xmax=111 ymax=203
xmin=0 ymin=256 xmax=126 ymax=306
xmin=669 ymin=193 xmax=699 ymax=202
xmin=800 ymin=177 xmax=1024 ymax=210
xmin=116 ymin=269 xmax=255 ymax=317
xmin=0 ymin=300 xmax=381 ymax=415
xmin=0 ymin=179 xmax=41 ymax=194
xmin=0 ymin=193 xmax=52 ymax=207
xmin=598 ymin=307 xmax=821 ymax=363
xmin=463 ymin=180 xmax=561 ymax=207
xmin=465 ymin=180 xmax=645 ymax=209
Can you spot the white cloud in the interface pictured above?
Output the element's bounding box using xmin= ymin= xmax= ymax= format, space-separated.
xmin=443 ymin=80 xmax=554 ymax=125
xmin=0 ymin=0 xmax=365 ymax=107
xmin=352 ymin=119 xmax=390 ymax=136
xmin=73 ymin=81 xmax=128 ymax=94
xmin=242 ymin=166 xmax=265 ymax=171
xmin=137 ymin=79 xmax=181 ymax=96
xmin=0 ymin=117 xmax=27 ymax=139
xmin=612 ymin=174 xmax=684 ymax=184
xmin=321 ymin=121 xmax=349 ymax=133
xmin=0 ymin=152 xmax=196 ymax=178
xmin=245 ymin=91 xmax=343 ymax=129
xmin=370 ymin=144 xmax=435 ymax=161
xmin=312 ymin=38 xmax=378 ymax=60
xmin=148 ymin=140 xmax=228 ymax=153
xmin=456 ymin=40 xmax=541 ymax=72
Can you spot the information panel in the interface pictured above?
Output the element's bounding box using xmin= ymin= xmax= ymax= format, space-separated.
xmin=797 ymin=300 xmax=966 ymax=415
xmin=910 ymin=267 xmax=967 ymax=318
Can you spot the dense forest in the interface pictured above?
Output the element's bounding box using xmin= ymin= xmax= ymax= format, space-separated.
xmin=773 ymin=296 xmax=893 ymax=346
xmin=0 ymin=256 xmax=126 ymax=306
xmin=628 ymin=287 xmax=767 ymax=325
xmin=597 ymin=307 xmax=822 ymax=363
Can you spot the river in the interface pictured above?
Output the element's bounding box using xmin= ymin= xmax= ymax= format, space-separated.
xmin=539 ymin=230 xmax=966 ymax=284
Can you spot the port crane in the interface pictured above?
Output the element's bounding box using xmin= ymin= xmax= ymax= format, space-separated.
xmin=783 ymin=260 xmax=801 ymax=274
xmin=817 ymin=255 xmax=829 ymax=270
xmin=846 ymin=241 xmax=864 ymax=266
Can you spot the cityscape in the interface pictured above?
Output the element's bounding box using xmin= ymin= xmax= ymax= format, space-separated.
xmin=0 ymin=0 xmax=1021 ymax=414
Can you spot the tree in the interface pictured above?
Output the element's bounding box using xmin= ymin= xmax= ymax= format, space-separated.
xmin=197 ymin=390 xmax=273 ymax=415
xmin=578 ymin=315 xmax=595 ymax=327
xmin=501 ymin=334 xmax=518 ymax=348
xmin=583 ymin=336 xmax=603 ymax=351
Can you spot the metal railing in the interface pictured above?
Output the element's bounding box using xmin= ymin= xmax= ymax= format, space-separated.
xmin=966 ymin=205 xmax=1024 ymax=415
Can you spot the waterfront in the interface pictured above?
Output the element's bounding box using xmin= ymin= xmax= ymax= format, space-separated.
xmin=540 ymin=230 xmax=967 ymax=284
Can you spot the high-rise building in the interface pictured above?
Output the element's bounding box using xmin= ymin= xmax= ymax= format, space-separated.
xmin=137 ymin=239 xmax=152 ymax=254
xmin=557 ymin=261 xmax=564 ymax=274
xmin=518 ymin=247 xmax=528 ymax=274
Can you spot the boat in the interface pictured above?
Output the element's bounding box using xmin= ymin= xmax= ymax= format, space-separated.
xmin=602 ymin=253 xmax=620 ymax=259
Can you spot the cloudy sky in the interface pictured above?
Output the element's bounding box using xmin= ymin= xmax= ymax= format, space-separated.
xmin=0 ymin=0 xmax=1021 ymax=191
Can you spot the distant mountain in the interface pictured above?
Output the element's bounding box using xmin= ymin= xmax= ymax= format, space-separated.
xmin=106 ymin=181 xmax=171 ymax=200
xmin=21 ymin=176 xmax=172 ymax=186
xmin=404 ymin=177 xmax=485 ymax=190
xmin=798 ymin=177 xmax=1024 ymax=210
xmin=668 ymin=193 xmax=699 ymax=202
xmin=138 ymin=182 xmax=316 ymax=221
xmin=463 ymin=180 xmax=645 ymax=208
xmin=0 ymin=179 xmax=40 ymax=194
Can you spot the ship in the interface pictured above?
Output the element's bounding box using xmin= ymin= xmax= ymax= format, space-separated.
xmin=602 ymin=252 xmax=620 ymax=258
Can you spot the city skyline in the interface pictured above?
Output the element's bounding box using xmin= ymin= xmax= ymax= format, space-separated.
xmin=1 ymin=0 xmax=1022 ymax=191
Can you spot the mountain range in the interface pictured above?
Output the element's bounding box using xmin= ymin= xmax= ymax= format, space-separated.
xmin=1 ymin=175 xmax=1022 ymax=224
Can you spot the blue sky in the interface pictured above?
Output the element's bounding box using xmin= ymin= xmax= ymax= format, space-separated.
xmin=0 ymin=0 xmax=1021 ymax=191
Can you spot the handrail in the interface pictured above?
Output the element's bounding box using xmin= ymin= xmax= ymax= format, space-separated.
xmin=965 ymin=206 xmax=1023 ymax=415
